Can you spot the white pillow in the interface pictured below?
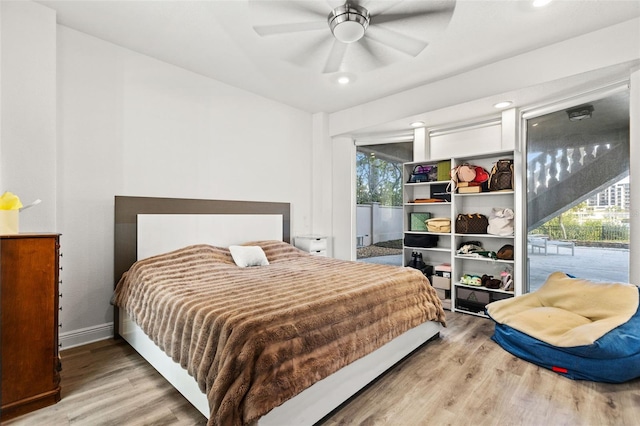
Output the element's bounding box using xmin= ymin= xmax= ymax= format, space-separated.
xmin=228 ymin=245 xmax=269 ymax=268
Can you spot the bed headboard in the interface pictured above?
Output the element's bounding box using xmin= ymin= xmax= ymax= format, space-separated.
xmin=113 ymin=196 xmax=291 ymax=335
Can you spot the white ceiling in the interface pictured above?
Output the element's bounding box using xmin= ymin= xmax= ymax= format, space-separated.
xmin=37 ymin=0 xmax=640 ymax=115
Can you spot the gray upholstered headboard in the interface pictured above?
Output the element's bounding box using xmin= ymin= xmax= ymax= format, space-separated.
xmin=113 ymin=195 xmax=291 ymax=335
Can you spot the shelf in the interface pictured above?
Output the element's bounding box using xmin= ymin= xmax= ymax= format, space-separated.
xmin=403 ymin=148 xmax=518 ymax=319
xmin=404 ymin=180 xmax=451 ymax=186
xmin=405 ymin=246 xmax=451 ymax=253
xmin=405 ymin=231 xmax=450 ymax=236
xmin=404 ymin=202 xmax=451 ymax=206
xmin=454 ymin=190 xmax=514 ymax=197
xmin=454 ymin=255 xmax=514 ymax=264
xmin=454 ymin=233 xmax=514 ymax=238
xmin=454 ymin=308 xmax=489 ymax=318
xmin=454 ymin=282 xmax=515 ymax=295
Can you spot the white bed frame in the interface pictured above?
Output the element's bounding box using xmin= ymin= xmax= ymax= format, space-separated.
xmin=114 ymin=198 xmax=442 ymax=425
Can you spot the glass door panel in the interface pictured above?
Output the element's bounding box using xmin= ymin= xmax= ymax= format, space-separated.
xmin=356 ymin=142 xmax=412 ymax=265
xmin=526 ymin=91 xmax=630 ymax=292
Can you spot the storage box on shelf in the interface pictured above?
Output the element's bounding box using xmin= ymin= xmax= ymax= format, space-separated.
xmin=455 ymin=286 xmax=512 ymax=315
xmin=432 ymin=263 xmax=452 ymax=310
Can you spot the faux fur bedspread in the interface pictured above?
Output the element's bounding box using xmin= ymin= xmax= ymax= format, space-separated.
xmin=113 ymin=240 xmax=445 ymax=425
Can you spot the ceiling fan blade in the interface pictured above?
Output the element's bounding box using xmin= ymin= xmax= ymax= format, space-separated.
xmin=323 ymin=40 xmax=349 ymax=74
xmin=358 ymin=37 xmax=389 ymax=68
xmin=285 ymin=34 xmax=334 ymax=69
xmin=253 ymin=20 xmax=327 ymax=37
xmin=368 ymin=0 xmax=456 ymax=21
xmin=249 ymin=0 xmax=329 ymax=21
xmin=370 ymin=8 xmax=454 ymax=26
xmin=365 ymin=26 xmax=428 ymax=57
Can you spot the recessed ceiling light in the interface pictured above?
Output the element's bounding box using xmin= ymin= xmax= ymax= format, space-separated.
xmin=331 ymin=73 xmax=356 ymax=86
xmin=410 ymin=121 xmax=425 ymax=128
xmin=494 ymin=101 xmax=512 ymax=109
xmin=533 ymin=0 xmax=552 ymax=7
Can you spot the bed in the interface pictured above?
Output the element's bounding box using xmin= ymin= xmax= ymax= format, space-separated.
xmin=113 ymin=196 xmax=445 ymax=425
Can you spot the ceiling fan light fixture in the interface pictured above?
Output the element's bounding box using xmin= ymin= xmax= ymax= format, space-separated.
xmin=328 ymin=4 xmax=370 ymax=44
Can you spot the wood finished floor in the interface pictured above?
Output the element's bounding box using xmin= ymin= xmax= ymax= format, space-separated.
xmin=4 ymin=312 xmax=639 ymax=425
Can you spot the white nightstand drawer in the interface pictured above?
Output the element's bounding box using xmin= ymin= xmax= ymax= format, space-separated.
xmin=309 ymin=250 xmax=327 ymax=256
xmin=295 ymin=236 xmax=327 ymax=252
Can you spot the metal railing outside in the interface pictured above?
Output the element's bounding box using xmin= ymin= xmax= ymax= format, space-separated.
xmin=531 ymin=224 xmax=629 ymax=243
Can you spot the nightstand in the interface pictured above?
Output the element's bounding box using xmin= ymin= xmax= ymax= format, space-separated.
xmin=294 ymin=235 xmax=328 ymax=257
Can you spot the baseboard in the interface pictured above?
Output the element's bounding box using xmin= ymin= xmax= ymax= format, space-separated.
xmin=59 ymin=322 xmax=113 ymax=349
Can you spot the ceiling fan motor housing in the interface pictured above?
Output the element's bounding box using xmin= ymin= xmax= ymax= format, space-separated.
xmin=328 ymin=4 xmax=371 ymax=43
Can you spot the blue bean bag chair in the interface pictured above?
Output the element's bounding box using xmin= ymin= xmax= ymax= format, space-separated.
xmin=486 ymin=272 xmax=640 ymax=383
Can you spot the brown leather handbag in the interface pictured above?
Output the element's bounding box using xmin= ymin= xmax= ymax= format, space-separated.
xmin=456 ymin=213 xmax=489 ymax=234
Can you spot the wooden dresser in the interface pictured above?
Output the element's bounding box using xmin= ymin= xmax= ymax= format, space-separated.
xmin=1 ymin=233 xmax=61 ymax=420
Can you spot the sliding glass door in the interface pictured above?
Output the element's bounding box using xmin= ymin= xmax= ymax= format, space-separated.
xmin=525 ymin=89 xmax=630 ymax=292
xmin=355 ymin=141 xmax=412 ymax=265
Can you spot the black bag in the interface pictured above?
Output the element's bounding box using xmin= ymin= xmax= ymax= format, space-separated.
xmin=408 ymin=164 xmax=438 ymax=183
xmin=404 ymin=234 xmax=439 ymax=248
xmin=455 ymin=213 xmax=489 ymax=234
xmin=488 ymin=159 xmax=514 ymax=191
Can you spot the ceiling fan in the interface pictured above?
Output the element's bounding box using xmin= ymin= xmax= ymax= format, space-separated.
xmin=250 ymin=0 xmax=457 ymax=74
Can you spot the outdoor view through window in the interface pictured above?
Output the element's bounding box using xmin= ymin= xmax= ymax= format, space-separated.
xmin=356 ymin=142 xmax=412 ymax=265
xmin=526 ymin=90 xmax=630 ymax=292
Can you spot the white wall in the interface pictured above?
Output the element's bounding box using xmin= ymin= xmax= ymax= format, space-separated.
xmin=2 ymin=1 xmax=314 ymax=348
xmin=1 ymin=1 xmax=56 ymax=231
xmin=331 ymin=135 xmax=355 ymax=260
xmin=54 ymin=26 xmax=313 ymax=345
xmin=357 ymin=203 xmax=403 ymax=246
xmin=311 ymin=112 xmax=333 ymax=255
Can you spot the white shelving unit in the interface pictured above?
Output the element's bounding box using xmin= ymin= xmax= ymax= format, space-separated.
xmin=403 ymin=151 xmax=517 ymax=317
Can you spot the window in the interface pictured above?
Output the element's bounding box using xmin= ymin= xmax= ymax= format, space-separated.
xmin=525 ymin=89 xmax=630 ymax=291
xmin=356 ymin=142 xmax=412 ymax=264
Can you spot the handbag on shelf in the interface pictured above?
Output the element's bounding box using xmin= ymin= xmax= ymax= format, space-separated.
xmin=404 ymin=234 xmax=439 ymax=248
xmin=409 ymin=212 xmax=432 ymax=231
xmin=456 ymin=213 xmax=489 ymax=234
xmin=488 ymin=159 xmax=514 ymax=191
xmin=487 ymin=207 xmax=515 ymax=236
xmin=408 ymin=164 xmax=438 ymax=183
xmin=496 ymin=244 xmax=514 ymax=260
xmin=449 ymin=164 xmax=490 ymax=192
xmin=453 ymin=164 xmax=477 ymax=182
xmin=426 ymin=217 xmax=451 ymax=233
